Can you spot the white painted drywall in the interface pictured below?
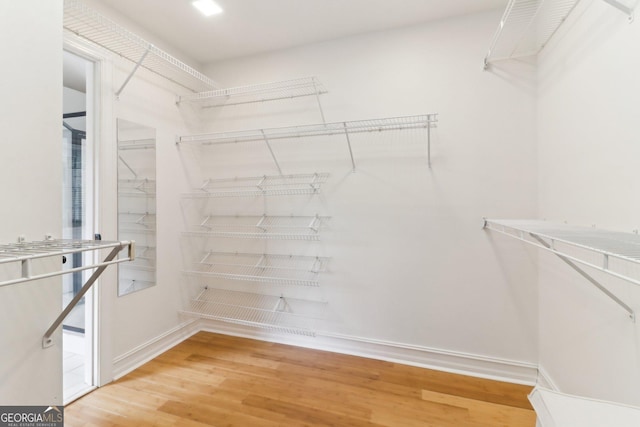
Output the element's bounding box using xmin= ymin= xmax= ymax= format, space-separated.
xmin=537 ymin=0 xmax=640 ymax=405
xmin=0 ymin=0 xmax=63 ymax=405
xmin=194 ymin=9 xmax=539 ymax=368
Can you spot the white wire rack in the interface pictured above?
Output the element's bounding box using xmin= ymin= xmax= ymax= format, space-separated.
xmin=177 ymin=76 xmax=327 ymax=108
xmin=184 ymin=173 xmax=329 ymax=198
xmin=181 ymin=288 xmax=327 ymax=336
xmin=484 ymin=219 xmax=640 ymax=320
xmin=0 ymin=239 xmax=134 ymax=288
xmin=118 ymin=178 xmax=156 ymax=196
xmin=484 ymin=0 xmax=581 ymax=66
xmin=185 ymin=252 xmax=328 ymax=287
xmin=118 ymin=139 xmax=156 ymax=151
xmin=63 ymin=0 xmax=217 ymax=94
xmin=177 ymin=114 xmax=438 ymax=171
xmin=184 ymin=215 xmax=329 ymax=241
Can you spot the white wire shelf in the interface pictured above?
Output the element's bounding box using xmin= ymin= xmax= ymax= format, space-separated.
xmin=64 ymin=0 xmax=217 ymax=94
xmin=0 ymin=239 xmax=134 ymax=288
xmin=484 ymin=219 xmax=640 ymax=320
xmin=184 ymin=173 xmax=329 ymax=198
xmin=177 ymin=114 xmax=438 ymax=170
xmin=118 ymin=212 xmax=156 ymax=229
xmin=184 ymin=215 xmax=329 ymax=241
xmin=177 ymin=76 xmax=327 ymax=108
xmin=178 ymin=115 xmax=437 ymax=145
xmin=118 ymin=139 xmax=156 ymax=151
xmin=484 ymin=0 xmax=581 ymax=66
xmin=185 ymin=252 xmax=328 ymax=287
xmin=181 ymin=288 xmax=326 ymax=336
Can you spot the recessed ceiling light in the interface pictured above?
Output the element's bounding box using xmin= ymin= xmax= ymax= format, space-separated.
xmin=192 ymin=0 xmax=223 ymax=17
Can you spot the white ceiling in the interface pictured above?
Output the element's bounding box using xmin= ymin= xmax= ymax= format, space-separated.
xmin=96 ymin=0 xmax=508 ymax=64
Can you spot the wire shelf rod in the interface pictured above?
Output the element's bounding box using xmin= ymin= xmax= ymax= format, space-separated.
xmin=184 ymin=173 xmax=329 ymax=198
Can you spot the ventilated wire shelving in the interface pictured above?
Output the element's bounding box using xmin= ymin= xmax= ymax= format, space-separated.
xmin=64 ymin=0 xmax=217 ymax=94
xmin=484 ymin=0 xmax=636 ymax=67
xmin=184 ymin=215 xmax=329 ymax=241
xmin=118 ymin=178 xmax=156 ymax=196
xmin=484 ymin=219 xmax=640 ymax=320
xmin=184 ymin=173 xmax=329 ymax=198
xmin=118 ymin=139 xmax=156 ymax=151
xmin=177 ymin=76 xmax=328 ymax=108
xmin=181 ymin=288 xmax=327 ymax=336
xmin=177 ymin=114 xmax=438 ymax=171
xmin=184 ymin=252 xmax=328 ymax=287
xmin=484 ymin=0 xmax=581 ymax=66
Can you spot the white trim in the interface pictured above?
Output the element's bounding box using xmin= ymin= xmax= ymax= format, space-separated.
xmin=112 ymin=320 xmax=200 ymax=380
xmin=199 ymin=320 xmax=538 ymax=385
xmin=537 ymin=365 xmax=561 ymax=391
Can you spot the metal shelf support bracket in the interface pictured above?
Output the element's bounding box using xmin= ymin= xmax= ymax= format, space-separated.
xmin=602 ymin=0 xmax=635 ymax=17
xmin=115 ymin=45 xmax=151 ymax=98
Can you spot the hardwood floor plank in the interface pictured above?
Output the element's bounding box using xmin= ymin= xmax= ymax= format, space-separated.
xmin=66 ymin=332 xmax=535 ymax=427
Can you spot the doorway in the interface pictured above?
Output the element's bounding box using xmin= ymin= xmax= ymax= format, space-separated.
xmin=62 ymin=50 xmax=96 ymax=403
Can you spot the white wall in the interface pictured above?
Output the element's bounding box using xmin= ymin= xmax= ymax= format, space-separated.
xmin=537 ymin=0 xmax=640 ymax=405
xmin=0 ymin=0 xmax=63 ymax=404
xmin=193 ymin=9 xmax=539 ymax=377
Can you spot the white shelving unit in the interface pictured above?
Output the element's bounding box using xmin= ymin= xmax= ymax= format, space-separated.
xmin=483 ymin=219 xmax=639 ymax=320
xmin=64 ymin=0 xmax=217 ymax=95
xmin=177 ymin=76 xmax=327 ymax=113
xmin=177 ymin=114 xmax=439 ymax=171
xmin=0 ymin=238 xmax=135 ymax=347
xmin=184 ymin=252 xmax=328 ymax=287
xmin=184 ymin=215 xmax=329 ymax=241
xmin=484 ymin=0 xmax=636 ymax=68
xmin=184 ymin=173 xmax=329 ymax=198
xmin=181 ymin=288 xmax=327 ymax=336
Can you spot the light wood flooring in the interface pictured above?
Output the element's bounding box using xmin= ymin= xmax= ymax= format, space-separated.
xmin=66 ymin=332 xmax=536 ymax=426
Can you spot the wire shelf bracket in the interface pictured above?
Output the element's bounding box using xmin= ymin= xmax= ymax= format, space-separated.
xmin=63 ymin=0 xmax=217 ymax=95
xmin=177 ymin=114 xmax=439 ymax=170
xmin=483 ymin=219 xmax=637 ymax=321
xmin=601 ymin=0 xmax=636 ymax=16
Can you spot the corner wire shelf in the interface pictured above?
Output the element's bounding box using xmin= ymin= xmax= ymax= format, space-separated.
xmin=483 ymin=219 xmax=639 ymax=321
xmin=484 ymin=0 xmax=636 ymax=68
xmin=63 ymin=0 xmax=217 ymax=96
xmin=184 ymin=214 xmax=329 ymax=241
xmin=181 ymin=287 xmax=327 ymax=336
xmin=0 ymin=238 xmax=135 ymax=347
xmin=183 ymin=173 xmax=329 ymax=198
xmin=177 ymin=114 xmax=439 ymax=171
xmin=184 ymin=252 xmax=329 ymax=287
xmin=177 ymin=76 xmax=328 ymax=121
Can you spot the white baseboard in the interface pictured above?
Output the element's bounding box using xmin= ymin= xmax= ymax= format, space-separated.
xmin=537 ymin=365 xmax=560 ymax=391
xmin=199 ymin=320 xmax=538 ymax=386
xmin=111 ymin=318 xmax=537 ymax=387
xmin=112 ymin=319 xmax=201 ymax=380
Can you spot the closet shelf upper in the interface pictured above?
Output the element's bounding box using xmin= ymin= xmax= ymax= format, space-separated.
xmin=181 ymin=288 xmax=326 ymax=336
xmin=184 ymin=173 xmax=329 ymax=198
xmin=184 ymin=252 xmax=328 ymax=287
xmin=484 ymin=0 xmax=581 ymax=67
xmin=177 ymin=115 xmax=437 ymax=145
xmin=483 ymin=219 xmax=640 ymax=319
xmin=177 ymin=76 xmax=327 ymax=107
xmin=64 ymin=0 xmax=216 ymax=93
